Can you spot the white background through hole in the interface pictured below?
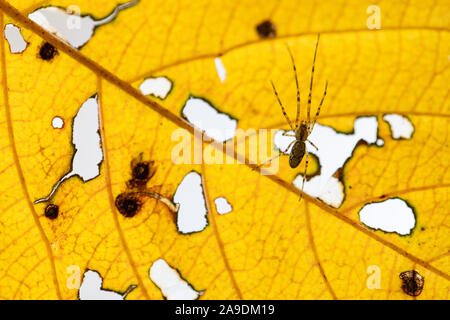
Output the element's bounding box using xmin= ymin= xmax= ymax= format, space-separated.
xmin=28 ymin=2 xmax=138 ymax=49
xmin=383 ymin=114 xmax=414 ymax=139
xmin=139 ymin=76 xmax=172 ymax=99
xmin=359 ymin=198 xmax=415 ymax=235
xmin=214 ymin=197 xmax=232 ymax=214
xmin=35 ymin=95 xmax=103 ymax=203
xmin=4 ymin=24 xmax=28 ymax=53
xmin=275 ymin=117 xmax=378 ymax=207
xmin=214 ymin=57 xmax=226 ymax=82
xmin=52 ymin=116 xmax=64 ymax=129
xmin=182 ymin=96 xmax=237 ymax=142
xmin=150 ymin=259 xmax=202 ymax=300
xmin=173 ymin=172 xmax=209 ymax=233
xmin=79 ymin=270 xmax=135 ymax=300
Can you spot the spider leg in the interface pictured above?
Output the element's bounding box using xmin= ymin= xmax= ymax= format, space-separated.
xmin=271 ymin=80 xmax=295 ymax=131
xmin=299 ymin=151 xmax=309 ymax=202
xmin=307 ymin=34 xmax=320 ymax=128
xmin=309 ymin=80 xmax=328 ymax=133
xmin=254 ymin=139 xmax=296 ymax=170
xmin=307 ymin=139 xmax=319 ymax=151
xmin=285 ymin=44 xmax=301 ymax=128
xmin=282 ymin=132 xmax=296 ymax=137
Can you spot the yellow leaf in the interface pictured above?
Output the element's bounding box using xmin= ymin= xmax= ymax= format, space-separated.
xmin=0 ymin=0 xmax=449 ymax=300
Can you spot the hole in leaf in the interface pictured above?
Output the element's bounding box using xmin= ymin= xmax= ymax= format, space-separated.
xmin=29 ymin=2 xmax=139 ymax=49
xmin=52 ymin=116 xmax=64 ymax=129
xmin=181 ymin=95 xmax=237 ymax=142
xmin=383 ymin=114 xmax=414 ymax=140
xmin=79 ymin=269 xmax=136 ymax=300
xmin=149 ymin=258 xmax=203 ymax=300
xmin=4 ymin=23 xmax=28 ymax=54
xmin=276 ymin=116 xmax=379 ymax=208
xmin=34 ymin=95 xmax=103 ymax=204
xmin=214 ymin=57 xmax=226 ymax=83
xmin=358 ymin=198 xmax=416 ymax=236
xmin=214 ymin=196 xmax=232 ymax=215
xmin=139 ymin=76 xmax=173 ymax=99
xmin=173 ymin=171 xmax=208 ymax=234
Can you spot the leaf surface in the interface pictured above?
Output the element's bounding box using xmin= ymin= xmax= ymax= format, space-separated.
xmin=0 ymin=0 xmax=449 ymax=299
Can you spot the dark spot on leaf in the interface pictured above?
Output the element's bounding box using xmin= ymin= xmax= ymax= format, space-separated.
xmin=128 ymin=160 xmax=155 ymax=189
xmin=39 ymin=42 xmax=58 ymax=61
xmin=115 ymin=192 xmax=142 ymax=218
xmin=44 ymin=204 xmax=59 ymax=220
xmin=399 ymin=270 xmax=424 ymax=296
xmin=256 ymin=20 xmax=277 ymax=38
xmin=133 ymin=161 xmax=151 ymax=180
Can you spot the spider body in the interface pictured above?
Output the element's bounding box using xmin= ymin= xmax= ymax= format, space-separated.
xmin=295 ymin=122 xmax=309 ymax=141
xmin=256 ymin=34 xmax=328 ymax=201
xmin=289 ymin=121 xmax=310 ymax=167
xmin=289 ymin=140 xmax=305 ymax=168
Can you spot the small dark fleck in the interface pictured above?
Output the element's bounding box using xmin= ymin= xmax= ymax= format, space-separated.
xmin=39 ymin=42 xmax=58 ymax=61
xmin=45 ymin=204 xmax=59 ymax=220
xmin=256 ymin=20 xmax=277 ymax=38
xmin=399 ymin=270 xmax=424 ymax=296
xmin=420 ymin=227 xmax=425 ymax=231
xmin=115 ymin=193 xmax=142 ymax=218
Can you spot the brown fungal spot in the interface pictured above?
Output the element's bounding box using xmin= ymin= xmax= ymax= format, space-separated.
xmin=399 ymin=270 xmax=424 ymax=296
xmin=256 ymin=20 xmax=277 ymax=38
xmin=44 ymin=204 xmax=59 ymax=220
xmin=128 ymin=159 xmax=155 ymax=189
xmin=39 ymin=42 xmax=58 ymax=61
xmin=133 ymin=162 xmax=150 ymax=180
xmin=115 ymin=192 xmax=142 ymax=218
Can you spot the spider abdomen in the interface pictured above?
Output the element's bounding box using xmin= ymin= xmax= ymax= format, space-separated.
xmin=289 ymin=141 xmax=305 ymax=168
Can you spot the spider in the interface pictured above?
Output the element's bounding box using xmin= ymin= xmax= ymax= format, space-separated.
xmin=258 ymin=34 xmax=328 ymax=201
